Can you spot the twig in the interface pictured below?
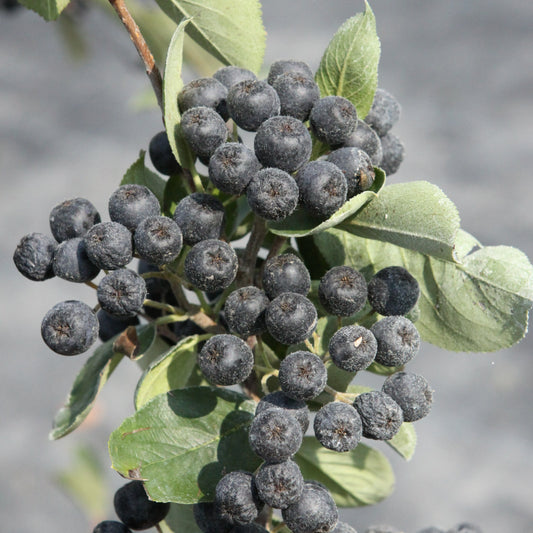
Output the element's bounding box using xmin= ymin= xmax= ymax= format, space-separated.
xmin=237 ymin=217 xmax=267 ymax=287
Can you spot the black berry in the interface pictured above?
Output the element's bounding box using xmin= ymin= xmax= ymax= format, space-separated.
xmin=84 ymin=221 xmax=133 ymax=270
xmin=97 ymin=308 xmax=139 ymax=342
xmin=49 ymin=197 xmax=101 ymax=242
xmin=148 ymin=131 xmax=181 ymax=176
xmin=108 ymin=184 xmax=161 ymax=232
xmin=193 ymin=502 xmax=232 ymax=533
xmin=318 ymin=265 xmax=367 ymax=317
xmin=370 ymin=316 xmax=420 ymax=367
xmin=327 ymin=147 xmax=375 ymax=198
xmin=310 ymin=96 xmax=358 ymax=146
xmin=181 ymin=106 xmax=228 ymax=160
xmin=254 ymin=459 xmax=304 ymax=509
xmin=364 ymin=88 xmax=401 ymax=137
xmin=328 ymin=325 xmax=377 ymax=372
xmin=13 ymin=232 xmax=57 ymax=281
xmin=178 ymin=77 xmax=228 ymax=118
xmin=134 ymin=215 xmax=183 ymax=266
xmin=215 ymin=471 xmax=263 ymax=525
xmin=278 ymin=351 xmax=327 ymax=401
xmin=97 ymin=268 xmax=147 ymax=317
xmin=267 ymin=60 xmax=314 ymax=85
xmin=339 ymin=119 xmax=383 ymax=165
xmin=379 ymin=132 xmax=405 ymax=176
xmin=224 ymin=286 xmax=269 ymax=337
xmin=93 ymin=521 xmax=132 ymax=533
xmin=213 ymin=66 xmax=257 ymax=90
xmin=52 ymin=237 xmax=100 ymax=282
xmin=314 ymin=401 xmax=363 ymax=452
xmin=382 ymin=372 xmax=433 ymax=422
xmin=353 ymin=391 xmax=403 ymax=440
xmin=272 ymin=72 xmax=320 ymax=122
xmin=255 ymin=391 xmax=310 ymax=434
xmin=262 ymin=253 xmax=311 ymax=300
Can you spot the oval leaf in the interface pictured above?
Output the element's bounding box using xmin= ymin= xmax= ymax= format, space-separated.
xmin=19 ymin=0 xmax=69 ymax=20
xmin=155 ymin=0 xmax=265 ymax=73
xmin=121 ymin=151 xmax=167 ymax=206
xmin=50 ymin=325 xmax=156 ymax=440
xmin=386 ymin=422 xmax=417 ymax=461
xmin=269 ymin=168 xmax=385 ymax=238
xmin=315 ymin=1 xmax=380 ymax=118
xmin=109 ymin=387 xmax=261 ymax=503
xmin=295 ymin=436 xmax=394 ymax=507
xmin=339 ymin=181 xmax=460 ymax=261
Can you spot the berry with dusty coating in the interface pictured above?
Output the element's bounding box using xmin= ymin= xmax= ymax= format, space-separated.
xmin=328 ymin=325 xmax=377 ymax=372
xmin=13 ymin=232 xmax=57 ymax=281
xmin=310 ymin=96 xmax=358 ymax=146
xmin=114 ymin=481 xmax=170 ymax=530
xmin=248 ymin=408 xmax=303 ymax=463
xmin=84 ymin=221 xmax=132 ymax=270
xmin=338 ymin=119 xmax=383 ymax=165
xmin=92 ymin=521 xmax=132 ymax=533
xmin=318 ymin=265 xmax=367 ymax=317
xmin=314 ymin=401 xmax=363 ymax=452
xmin=370 ymin=316 xmax=420 ymax=367
xmin=178 ymin=77 xmax=228 ymax=118
xmin=134 ymin=215 xmax=183 ymax=266
xmin=364 ymin=88 xmax=401 ymax=137
xmin=278 ymin=351 xmax=327 ymax=401
xmin=367 ymin=266 xmax=420 ymax=316
xmin=148 ymin=131 xmax=181 ymax=176
xmin=262 ymin=253 xmax=311 ymax=300
xmin=382 ymin=372 xmax=433 ymax=422
xmin=52 ymin=237 xmax=100 ymax=282
xmin=353 ymin=391 xmax=403 ymax=440
xmin=213 ymin=66 xmax=257 ymax=90
xmin=379 ymin=132 xmax=405 ymax=176
xmin=224 ymin=286 xmax=269 ymax=337
xmin=254 ymin=459 xmax=304 ymax=509
xmin=49 ymin=197 xmax=101 ymax=242
xmin=265 ymin=292 xmax=317 ymax=345
xmin=327 ymin=147 xmax=375 ymax=198
xmin=181 ymin=106 xmax=228 ymax=161
xmin=108 ymin=184 xmax=160 ymax=232
xmin=255 ymin=391 xmax=309 ymax=433
xmin=41 ymin=300 xmax=98 ymax=355
xmin=197 ymin=334 xmax=254 ymax=386
xmin=97 ymin=309 xmax=139 ymax=342
xmin=267 ymin=59 xmax=314 ymax=85
xmin=193 ymin=502 xmax=232 ymax=533
xmin=272 ymin=72 xmax=320 ymax=122
xmin=97 ymin=269 xmax=147 ymax=317
xmin=184 ymin=239 xmax=238 ymax=292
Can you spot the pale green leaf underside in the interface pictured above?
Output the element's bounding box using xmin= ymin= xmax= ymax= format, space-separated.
xmin=315 ymin=228 xmax=533 ymax=351
xmin=109 ymin=387 xmax=261 ymax=503
xmin=295 ymin=436 xmax=394 ymax=507
xmin=121 ymin=151 xmax=167 ymax=205
xmin=155 ymin=0 xmax=266 ymax=73
xmin=315 ymin=1 xmax=380 ymax=118
xmin=339 ymin=180 xmax=460 ymax=261
xmin=386 ymin=422 xmax=417 ymax=460
xmin=19 ymin=0 xmax=69 ymax=20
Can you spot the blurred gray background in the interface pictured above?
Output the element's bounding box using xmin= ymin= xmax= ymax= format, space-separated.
xmin=1 ymin=1 xmax=532 ymax=532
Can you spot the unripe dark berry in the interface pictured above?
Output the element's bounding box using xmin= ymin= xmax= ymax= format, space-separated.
xmin=255 ymin=391 xmax=310 ymax=434
xmin=364 ymin=88 xmax=401 ymax=137
xmin=108 ymin=184 xmax=161 ymax=232
xmin=13 ymin=232 xmax=57 ymax=281
xmin=178 ymin=77 xmax=228 ymax=118
xmin=272 ymin=72 xmax=320 ymax=122
xmin=97 ymin=309 xmax=139 ymax=342
xmin=224 ymin=286 xmax=269 ymax=337
xmin=97 ymin=268 xmax=147 ymax=317
xmin=328 ymin=325 xmax=377 ymax=372
xmin=262 ymin=253 xmax=311 ymax=300
xmin=318 ymin=265 xmax=367 ymax=317
xmin=254 ymin=459 xmax=304 ymax=509
xmin=49 ymin=197 xmax=101 ymax=242
xmin=278 ymin=351 xmax=327 ymax=401
xmin=92 ymin=521 xmax=132 ymax=533
xmin=314 ymin=401 xmax=363 ymax=452
xmin=310 ymin=96 xmax=358 ymax=146
xmin=52 ymin=237 xmax=100 ymax=282
xmin=213 ymin=66 xmax=257 ymax=90
xmin=148 ymin=131 xmax=181 ymax=176
xmin=338 ymin=119 xmax=383 ymax=165
xmin=370 ymin=316 xmax=420 ymax=367
xmin=267 ymin=59 xmax=314 ymax=85
xmin=379 ymin=132 xmax=405 ymax=176
xmin=181 ymin=106 xmax=228 ymax=161
xmin=353 ymin=391 xmax=403 ymax=440
xmin=84 ymin=221 xmax=133 ymax=270
xmin=134 ymin=215 xmax=183 ymax=266
xmin=327 ymin=147 xmax=375 ymax=198
xmin=382 ymin=371 xmax=433 ymax=422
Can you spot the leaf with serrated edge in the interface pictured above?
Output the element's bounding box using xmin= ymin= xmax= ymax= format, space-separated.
xmin=109 ymin=387 xmax=261 ymax=503
xmin=315 ymin=1 xmax=380 ymax=118
xmin=155 ymin=0 xmax=265 ymax=73
xmin=135 ymin=334 xmax=210 ymax=409
xmin=386 ymin=422 xmax=417 ymax=461
xmin=121 ymin=151 xmax=167 ymax=205
xmin=314 ymin=228 xmax=533 ymax=352
xmin=19 ymin=0 xmax=69 ymax=20
xmin=339 ymin=181 xmax=460 ymax=261
xmin=295 ymin=436 xmax=394 ymax=507
xmin=269 ymin=168 xmax=385 ymax=238
xmin=50 ymin=325 xmax=155 ymax=440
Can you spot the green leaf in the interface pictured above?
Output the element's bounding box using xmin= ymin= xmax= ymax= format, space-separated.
xmin=268 ymin=168 xmax=385 ymax=238
xmin=315 ymin=1 xmax=380 ymax=118
xmin=315 ymin=228 xmax=533 ymax=351
xmin=19 ymin=0 xmax=69 ymax=20
xmin=134 ymin=334 xmax=210 ymax=409
xmin=295 ymin=436 xmax=394 ymax=507
xmin=155 ymin=0 xmax=266 ymax=73
xmin=49 ymin=325 xmax=155 ymax=440
xmin=163 ymin=171 xmax=191 ymax=215
xmin=339 ymin=181 xmax=461 ymax=261
xmin=386 ymin=422 xmax=416 ymax=461
xmin=163 ymin=19 xmax=196 ymax=171
xmin=161 ymin=503 xmax=202 ymax=533
xmin=109 ymin=387 xmax=261 ymax=503
xmin=121 ymin=151 xmax=167 ymax=205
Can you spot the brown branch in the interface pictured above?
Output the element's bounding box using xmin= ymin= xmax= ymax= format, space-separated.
xmin=108 ymin=0 xmax=164 ymax=112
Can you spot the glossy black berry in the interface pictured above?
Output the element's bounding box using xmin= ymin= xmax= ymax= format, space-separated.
xmin=224 ymin=286 xmax=269 ymax=337
xmin=339 ymin=119 xmax=383 ymax=165
xmin=114 ymin=481 xmax=170 ymax=530
xmin=364 ymin=88 xmax=401 ymax=137
xmin=318 ymin=266 xmax=367 ymax=317
xmin=254 ymin=459 xmax=304 ymax=509
xmin=314 ymin=401 xmax=363 ymax=452
xmin=213 ymin=66 xmax=257 ymax=90
xmin=226 ymin=79 xmax=280 ymax=132
xmin=370 ymin=316 xmax=420 ymax=367
xmin=52 ymin=237 xmax=100 ymax=282
xmin=181 ymin=106 xmax=228 ymax=160
xmin=178 ymin=77 xmax=228 ymax=118
xmin=246 ymin=168 xmax=299 ymax=221
xmin=197 ymin=334 xmax=254 ymax=385
xmin=279 ymin=351 xmax=327 ymax=401
xmin=267 ymin=60 xmax=314 ymax=85
xmin=208 ymin=142 xmax=261 ymax=195
xmin=108 ymin=184 xmax=161 ymax=233
xmin=255 ymin=391 xmax=310 ymax=434
xmin=353 ymin=391 xmax=403 ymax=440
xmin=367 ymin=266 xmax=420 ymax=316
xmin=249 ymin=408 xmax=303 ymax=463
xmin=134 ymin=215 xmax=183 ymax=266
xmin=184 ymin=239 xmax=238 ymax=292
xmin=272 ymin=72 xmax=320 ymax=122
xmin=328 ymin=325 xmax=377 ymax=372
xmin=193 ymin=502 xmax=232 ymax=533
xmin=379 ymin=132 xmax=405 ymax=176
xmin=296 ymin=161 xmax=347 ymax=219
xmin=254 ymin=115 xmax=312 ymax=173
xmin=41 ymin=300 xmax=99 ymax=355
xmin=148 ymin=131 xmax=181 ymax=175
xmin=265 ymin=292 xmax=317 ymax=345
xmin=262 ymin=253 xmax=311 ymax=300
xmin=84 ymin=221 xmax=133 ymax=270
xmin=173 ymin=192 xmax=225 ymax=245
xmin=327 ymin=147 xmax=375 ymax=198
xmin=97 ymin=269 xmax=147 ymax=317
xmin=13 ymin=232 xmax=57 ymax=281
xmin=97 ymin=309 xmax=139 ymax=342
xmin=215 ymin=471 xmax=263 ymax=526
xmin=310 ymin=96 xmax=358 ymax=146
xmin=93 ymin=521 xmax=132 ymax=533
xmin=382 ymin=372 xmax=433 ymax=422
xmin=282 ymin=482 xmax=338 ymax=533
xmin=49 ymin=197 xmax=101 ymax=242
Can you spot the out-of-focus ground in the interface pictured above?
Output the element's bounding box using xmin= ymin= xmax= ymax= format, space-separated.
xmin=1 ymin=1 xmax=532 ymax=532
